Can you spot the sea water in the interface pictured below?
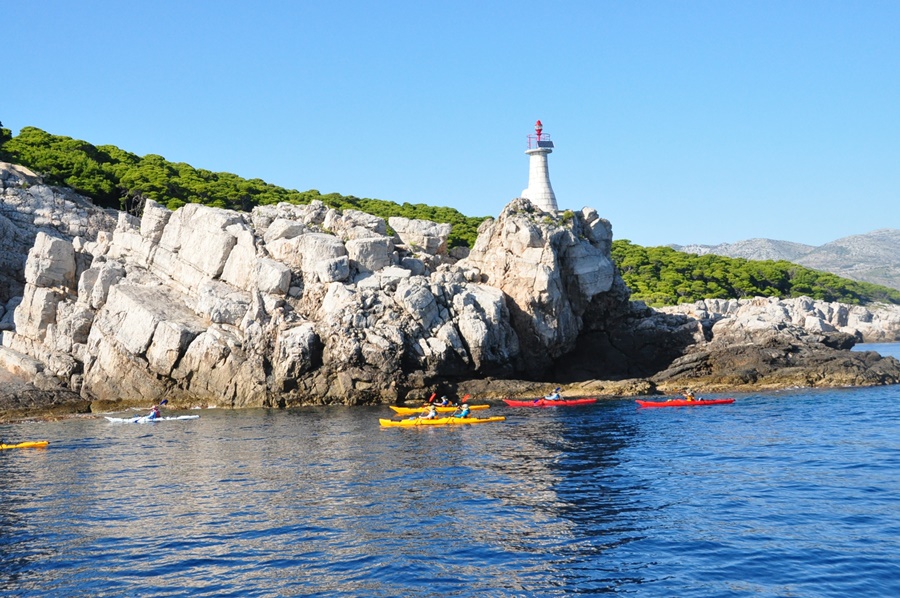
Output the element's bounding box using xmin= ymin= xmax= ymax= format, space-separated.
xmin=2 ymin=344 xmax=899 ymax=597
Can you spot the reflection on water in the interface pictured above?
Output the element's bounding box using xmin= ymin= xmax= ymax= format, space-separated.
xmin=2 ymin=386 xmax=900 ymax=596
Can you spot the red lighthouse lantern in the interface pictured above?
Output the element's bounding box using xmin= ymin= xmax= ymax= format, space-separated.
xmin=535 ymin=120 xmax=543 ymax=142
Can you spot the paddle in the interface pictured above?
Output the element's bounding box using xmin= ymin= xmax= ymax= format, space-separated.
xmin=452 ymin=395 xmax=472 ymax=417
xmin=426 ymin=392 xmax=437 ymax=404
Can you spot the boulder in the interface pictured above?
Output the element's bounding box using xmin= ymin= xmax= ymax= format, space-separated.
xmin=388 ymin=217 xmax=452 ymax=255
xmin=24 ymin=232 xmax=76 ymax=290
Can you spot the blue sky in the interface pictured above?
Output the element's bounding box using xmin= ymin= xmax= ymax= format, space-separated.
xmin=4 ymin=1 xmax=898 ymax=247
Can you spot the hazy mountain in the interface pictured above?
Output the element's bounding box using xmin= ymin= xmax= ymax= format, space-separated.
xmin=675 ymin=238 xmax=816 ymax=262
xmin=671 ymin=229 xmax=900 ymax=291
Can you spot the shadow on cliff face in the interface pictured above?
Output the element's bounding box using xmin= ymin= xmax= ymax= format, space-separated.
xmin=550 ymin=308 xmax=701 ymax=383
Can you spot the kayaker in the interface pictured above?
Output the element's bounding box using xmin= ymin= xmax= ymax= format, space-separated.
xmin=146 ymin=398 xmax=168 ymax=420
xmin=437 ymin=396 xmax=451 ymax=406
xmin=419 ymin=404 xmax=439 ymax=419
xmin=684 ymin=389 xmax=697 ymax=402
xmin=453 ymin=403 xmax=471 ymax=418
xmin=545 ymin=387 xmax=562 ymax=401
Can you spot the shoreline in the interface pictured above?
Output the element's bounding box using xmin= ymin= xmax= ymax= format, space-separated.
xmin=4 ymin=373 xmax=899 ymax=424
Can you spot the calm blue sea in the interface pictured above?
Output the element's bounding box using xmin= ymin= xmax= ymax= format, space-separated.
xmin=2 ymin=343 xmax=899 ymax=597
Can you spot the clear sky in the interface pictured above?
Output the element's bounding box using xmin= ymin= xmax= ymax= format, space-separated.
xmin=4 ymin=1 xmax=898 ymax=247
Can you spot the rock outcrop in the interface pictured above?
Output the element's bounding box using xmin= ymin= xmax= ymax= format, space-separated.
xmin=2 ymin=162 xmax=900 ymax=417
xmin=5 ymin=172 xmax=565 ymax=407
xmin=463 ymin=200 xmax=622 ymax=375
xmin=0 ymin=162 xmax=117 ymax=320
xmin=660 ymin=297 xmax=900 ymax=343
xmin=649 ymin=297 xmax=900 ymax=390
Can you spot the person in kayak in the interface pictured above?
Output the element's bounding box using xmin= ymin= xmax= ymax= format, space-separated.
xmin=452 ymin=403 xmax=471 ymax=418
xmin=417 ymin=404 xmax=439 ymax=420
xmin=437 ymin=396 xmax=451 ymax=406
xmin=146 ymin=398 xmax=168 ymax=420
xmin=684 ymin=389 xmax=697 ymax=402
xmin=544 ymin=387 xmax=562 ymax=401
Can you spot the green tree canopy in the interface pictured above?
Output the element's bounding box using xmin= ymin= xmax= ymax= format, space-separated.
xmin=611 ymin=240 xmax=900 ymax=307
xmin=0 ymin=126 xmax=487 ymax=247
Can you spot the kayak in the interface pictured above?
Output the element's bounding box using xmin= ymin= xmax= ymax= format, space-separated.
xmin=1 ymin=441 xmax=49 ymax=450
xmin=379 ymin=416 xmax=506 ymax=427
xmin=503 ymin=398 xmax=598 ymax=408
xmin=105 ymin=415 xmax=200 ymax=423
xmin=636 ymin=398 xmax=735 ymax=408
xmin=390 ymin=404 xmax=490 ymax=415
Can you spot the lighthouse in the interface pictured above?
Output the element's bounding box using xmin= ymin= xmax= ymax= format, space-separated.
xmin=520 ymin=120 xmax=558 ymax=213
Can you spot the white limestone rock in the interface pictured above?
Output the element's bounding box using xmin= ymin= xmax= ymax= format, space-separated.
xmin=78 ymin=262 xmax=126 ymax=310
xmin=263 ymin=218 xmax=307 ymax=243
xmin=452 ymin=284 xmax=519 ymax=370
xmin=146 ymin=319 xmax=206 ymax=377
xmin=140 ymin=199 xmax=172 ymax=243
xmin=254 ymin=258 xmax=291 ymax=296
xmin=24 ymin=232 xmax=77 ymax=290
xmin=346 ymin=236 xmax=394 ymax=273
xmin=324 ymin=209 xmax=388 ymax=239
xmin=13 ymin=284 xmax=62 ymax=341
xmin=394 ymin=278 xmax=441 ymax=330
xmin=196 ymin=280 xmax=250 ymax=326
xmin=388 ymin=217 xmax=452 ymax=255
xmin=273 ymin=323 xmax=320 ymax=382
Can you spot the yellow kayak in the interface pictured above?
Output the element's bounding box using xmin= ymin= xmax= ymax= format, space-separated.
xmin=1 ymin=441 xmax=49 ymax=450
xmin=389 ymin=404 xmax=490 ymax=415
xmin=380 ymin=416 xmax=506 ymax=427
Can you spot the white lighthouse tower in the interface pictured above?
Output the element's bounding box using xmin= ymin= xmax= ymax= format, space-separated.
xmin=520 ymin=119 xmax=558 ymax=213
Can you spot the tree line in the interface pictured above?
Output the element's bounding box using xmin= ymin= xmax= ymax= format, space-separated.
xmin=0 ymin=126 xmax=485 ymax=248
xmin=3 ymin=124 xmax=898 ymax=307
xmin=611 ymin=240 xmax=900 ymax=306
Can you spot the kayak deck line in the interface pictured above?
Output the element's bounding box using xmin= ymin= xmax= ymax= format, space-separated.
xmin=104 ymin=415 xmax=201 ymax=423
xmin=503 ymin=398 xmax=598 ymax=408
xmin=636 ymin=398 xmax=735 ymax=408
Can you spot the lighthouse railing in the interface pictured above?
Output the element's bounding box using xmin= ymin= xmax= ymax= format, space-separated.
xmin=526 ymin=134 xmax=554 ymax=149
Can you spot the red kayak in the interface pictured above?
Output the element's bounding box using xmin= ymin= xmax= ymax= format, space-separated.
xmin=636 ymin=398 xmax=735 ymax=408
xmin=503 ymin=398 xmax=598 ymax=408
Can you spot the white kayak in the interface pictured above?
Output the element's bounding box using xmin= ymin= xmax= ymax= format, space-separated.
xmin=105 ymin=415 xmax=200 ymax=424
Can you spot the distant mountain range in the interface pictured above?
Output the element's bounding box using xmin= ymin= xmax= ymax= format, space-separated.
xmin=671 ymin=229 xmax=900 ymax=292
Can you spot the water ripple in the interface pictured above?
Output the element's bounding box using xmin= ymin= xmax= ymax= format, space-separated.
xmin=3 ymin=386 xmax=900 ymax=596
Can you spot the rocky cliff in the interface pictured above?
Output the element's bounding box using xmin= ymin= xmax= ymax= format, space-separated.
xmin=2 ymin=164 xmax=640 ymax=409
xmin=659 ymin=297 xmax=900 ymax=344
xmin=2 ymin=163 xmax=899 ymax=418
xmin=652 ymin=297 xmax=900 ymax=390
